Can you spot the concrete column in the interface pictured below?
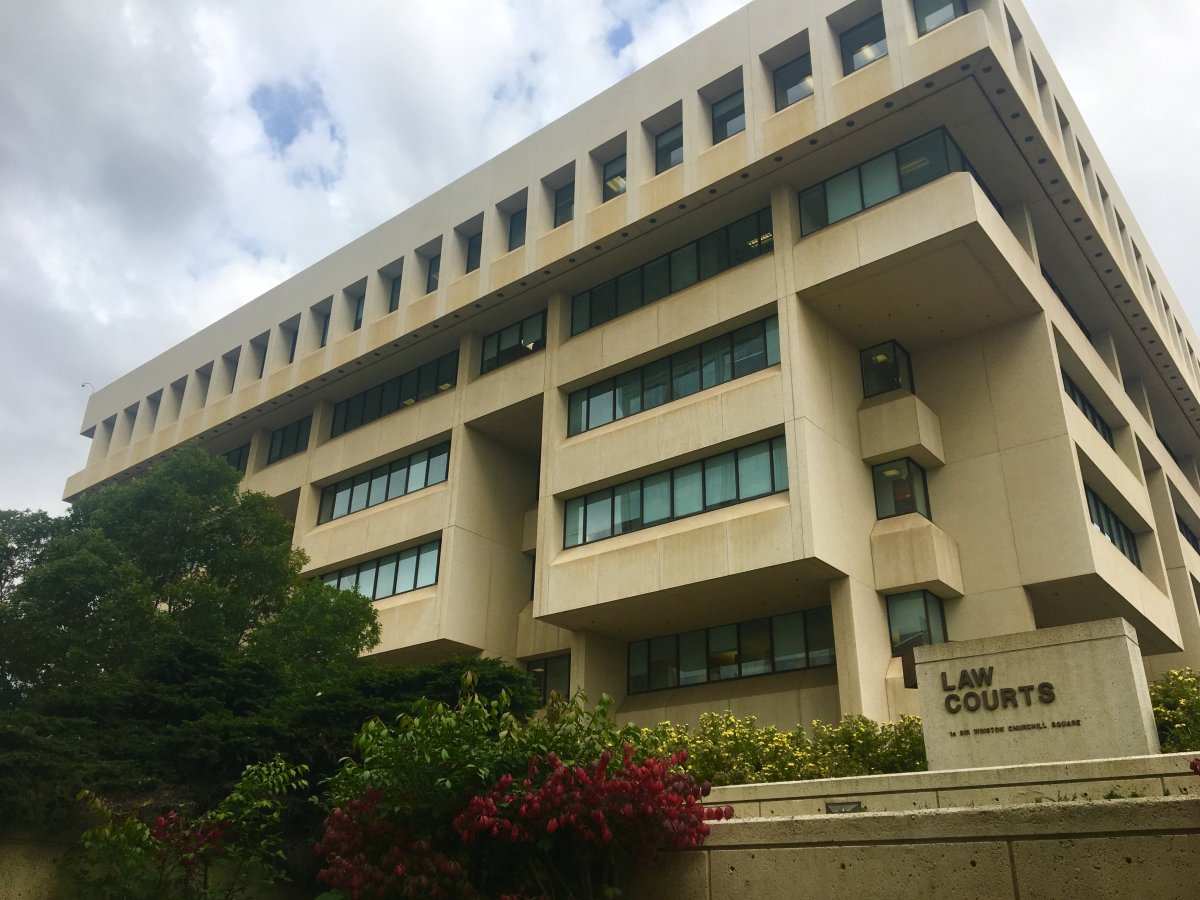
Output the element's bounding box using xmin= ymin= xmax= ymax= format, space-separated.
xmin=158 ymin=379 xmax=185 ymax=429
xmin=180 ymin=367 xmax=212 ymax=417
xmin=130 ymin=394 xmax=158 ymax=443
xmin=573 ymin=630 xmax=628 ymax=709
xmin=830 ymin=575 xmax=891 ymax=721
xmin=86 ymin=416 xmax=116 ymax=466
xmin=1124 ymin=379 xmax=1155 ymax=429
xmin=1003 ymin=201 xmax=1039 ymax=265
xmin=111 ymin=403 xmax=138 ymax=451
xmin=1091 ymin=330 xmax=1123 ymax=383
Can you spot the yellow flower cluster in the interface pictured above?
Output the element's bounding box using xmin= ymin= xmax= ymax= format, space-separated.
xmin=642 ymin=711 xmax=926 ymax=787
xmin=1149 ymin=668 xmax=1200 ymax=753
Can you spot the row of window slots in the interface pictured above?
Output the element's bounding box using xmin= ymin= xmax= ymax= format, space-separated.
xmin=1003 ymin=5 xmax=1200 ymax=401
xmin=90 ymin=3 xmax=979 ymax=461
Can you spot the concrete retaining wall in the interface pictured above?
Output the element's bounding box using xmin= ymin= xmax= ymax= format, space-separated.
xmin=635 ymin=795 xmax=1200 ymax=899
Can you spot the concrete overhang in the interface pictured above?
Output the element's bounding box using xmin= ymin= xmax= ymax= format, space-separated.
xmin=795 ymin=171 xmax=1042 ymax=352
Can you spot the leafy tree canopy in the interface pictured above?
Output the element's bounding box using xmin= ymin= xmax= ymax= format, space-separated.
xmin=0 ymin=446 xmax=538 ymax=830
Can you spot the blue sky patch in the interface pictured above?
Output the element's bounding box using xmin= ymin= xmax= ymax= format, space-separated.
xmin=249 ymin=79 xmax=330 ymax=154
xmin=606 ymin=20 xmax=633 ymax=55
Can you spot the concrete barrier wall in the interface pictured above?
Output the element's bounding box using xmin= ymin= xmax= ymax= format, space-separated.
xmin=708 ymin=750 xmax=1198 ymax=817
xmin=635 ymin=795 xmax=1200 ymax=899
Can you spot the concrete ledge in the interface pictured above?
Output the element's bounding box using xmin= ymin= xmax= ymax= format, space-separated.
xmin=709 ymin=751 xmax=1198 ymax=817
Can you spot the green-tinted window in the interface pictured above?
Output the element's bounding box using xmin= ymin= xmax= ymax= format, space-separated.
xmin=914 ymin=0 xmax=966 ymax=36
xmin=553 ymin=182 xmax=574 ymax=227
xmin=330 ymin=351 xmax=459 ymax=439
xmin=773 ymin=54 xmax=814 ymax=111
xmin=508 ymin=207 xmax=527 ymax=251
xmin=886 ymin=590 xmax=946 ymax=657
xmin=425 ymin=254 xmax=440 ymax=294
xmin=840 ymin=13 xmax=888 ymax=74
xmin=603 ymin=154 xmax=627 ymax=201
xmin=322 ymin=539 xmax=441 ymax=603
xmin=711 ymin=90 xmax=745 ymax=143
xmin=480 ymin=311 xmax=547 ymax=374
xmin=465 ymin=231 xmax=482 ymax=273
xmin=872 ymin=458 xmax=931 ymax=520
xmin=655 ymin=122 xmax=683 ymax=174
xmin=318 ymin=441 xmax=451 ymax=524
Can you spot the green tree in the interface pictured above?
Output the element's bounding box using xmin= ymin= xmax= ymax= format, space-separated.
xmin=0 ymin=446 xmax=382 ymax=826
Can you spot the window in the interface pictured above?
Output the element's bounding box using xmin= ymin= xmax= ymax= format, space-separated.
xmin=352 ymin=295 xmax=365 ymax=331
xmin=711 ymin=90 xmax=745 ymax=143
xmin=860 ymin=340 xmax=914 ymax=397
xmin=481 ymin=311 xmax=546 ymax=374
xmin=318 ymin=309 xmax=331 ymax=347
xmin=799 ymin=129 xmax=992 ymax=236
xmin=840 ymin=13 xmax=888 ymax=75
xmin=1042 ymin=268 xmax=1090 ymax=339
xmin=553 ymin=182 xmax=574 ymax=227
xmin=1085 ymin=485 xmax=1140 ymax=567
xmin=526 ymin=654 xmax=570 ymax=705
xmin=506 ymin=207 xmax=525 ymax=250
xmin=571 ymin=208 xmax=773 ymax=335
xmin=872 ymin=459 xmax=930 ymax=519
xmin=285 ymin=327 xmax=298 ymax=364
xmin=568 ymin=316 xmax=780 ymax=435
xmin=465 ymin=232 xmax=482 ymax=273
xmin=886 ymin=590 xmax=947 ymax=657
xmin=628 ymin=607 xmax=835 ymax=694
xmin=388 ymin=275 xmax=402 ymax=313
xmin=330 ymin=351 xmax=459 ymax=438
xmin=266 ymin=415 xmax=311 ymax=465
xmin=655 ymin=122 xmax=683 ymax=174
xmin=1062 ymin=371 xmax=1114 ymax=447
xmin=773 ymin=54 xmax=814 ymax=111
xmin=603 ymin=155 xmax=627 ymax=201
xmin=321 ymin=538 xmax=441 ymax=601
xmin=1179 ymin=516 xmax=1200 ymax=554
xmin=914 ymin=0 xmax=966 ymax=36
xmin=564 ymin=436 xmax=788 ymax=548
xmin=222 ymin=443 xmax=250 ymax=474
xmin=317 ymin=441 xmax=450 ymax=524
xmin=425 ymin=254 xmax=440 ymax=294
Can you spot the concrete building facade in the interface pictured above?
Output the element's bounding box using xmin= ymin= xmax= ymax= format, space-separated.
xmin=67 ymin=0 xmax=1200 ymax=729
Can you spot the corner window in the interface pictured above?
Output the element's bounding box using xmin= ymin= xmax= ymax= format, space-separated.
xmin=655 ymin=123 xmax=683 ymax=174
xmin=914 ymin=0 xmax=965 ymax=36
xmin=886 ymin=590 xmax=946 ymax=657
xmin=508 ymin=207 xmax=527 ymax=251
xmin=872 ymin=459 xmax=930 ymax=520
xmin=711 ymin=90 xmax=745 ymax=143
xmin=222 ymin=443 xmax=250 ymax=474
xmin=526 ymin=654 xmax=570 ymax=705
xmin=553 ymin=182 xmax=574 ymax=228
xmin=603 ymin=155 xmax=627 ymax=201
xmin=425 ymin=254 xmax=440 ymax=294
xmin=480 ymin=311 xmax=546 ymax=374
xmin=773 ymin=54 xmax=814 ymax=111
xmin=465 ymin=232 xmax=482 ymax=273
xmin=840 ymin=13 xmax=888 ymax=75
xmin=860 ymin=340 xmax=914 ymax=397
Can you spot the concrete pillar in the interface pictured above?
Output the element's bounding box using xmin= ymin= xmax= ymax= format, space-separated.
xmin=86 ymin=416 xmax=116 ymax=466
xmin=830 ymin=575 xmax=891 ymax=721
xmin=1092 ymin=330 xmax=1123 ymax=383
xmin=573 ymin=630 xmax=628 ymax=709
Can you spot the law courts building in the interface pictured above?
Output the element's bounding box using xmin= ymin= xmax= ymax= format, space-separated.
xmin=67 ymin=0 xmax=1200 ymax=729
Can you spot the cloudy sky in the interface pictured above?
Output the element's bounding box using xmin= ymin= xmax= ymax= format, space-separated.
xmin=1 ymin=0 xmax=1196 ymax=515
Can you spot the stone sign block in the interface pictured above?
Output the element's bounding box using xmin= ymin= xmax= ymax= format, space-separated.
xmin=914 ymin=618 xmax=1159 ymax=770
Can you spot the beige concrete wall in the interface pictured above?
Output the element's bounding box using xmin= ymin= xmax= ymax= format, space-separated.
xmin=633 ymin=794 xmax=1200 ymax=900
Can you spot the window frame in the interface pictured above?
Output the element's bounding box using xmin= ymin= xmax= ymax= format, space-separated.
xmin=655 ymin=122 xmax=684 ymax=174
xmin=465 ymin=232 xmax=482 ymax=273
xmin=317 ymin=441 xmax=451 ymax=525
xmin=553 ymin=182 xmax=575 ymax=228
xmin=425 ymin=254 xmax=440 ymax=294
xmin=773 ymin=54 xmax=814 ymax=111
xmin=886 ymin=589 xmax=947 ymax=657
xmin=871 ymin=458 xmax=931 ymax=520
xmin=480 ymin=311 xmax=547 ymax=375
xmin=508 ymin=207 xmax=527 ymax=251
xmin=914 ymin=0 xmax=966 ymax=36
xmin=602 ymin=154 xmax=627 ymax=201
xmin=710 ymin=89 xmax=746 ymax=144
xmin=840 ymin=12 xmax=889 ymax=75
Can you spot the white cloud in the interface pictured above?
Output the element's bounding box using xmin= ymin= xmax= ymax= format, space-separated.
xmin=0 ymin=0 xmax=1194 ymax=513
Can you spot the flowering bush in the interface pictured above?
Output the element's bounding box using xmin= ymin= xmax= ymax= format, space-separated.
xmin=315 ymin=680 xmax=728 ymax=898
xmin=1150 ymin=668 xmax=1200 ymax=752
xmin=645 ymin=712 xmax=927 ymax=787
xmin=454 ymin=745 xmax=731 ymax=898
